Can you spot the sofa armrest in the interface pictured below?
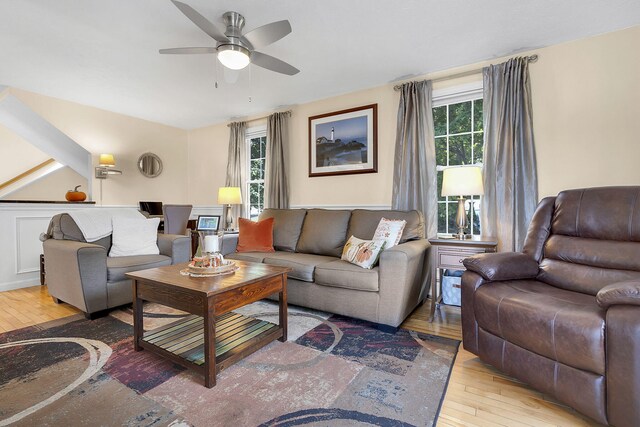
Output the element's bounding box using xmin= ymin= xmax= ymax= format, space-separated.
xmin=463 ymin=252 xmax=539 ymax=281
xmin=377 ymin=239 xmax=430 ymax=327
xmin=43 ymin=239 xmax=108 ymax=313
xmin=596 ymin=281 xmax=640 ymax=308
xmin=157 ymin=233 xmax=191 ymax=264
xmin=221 ymin=234 xmax=239 ymax=256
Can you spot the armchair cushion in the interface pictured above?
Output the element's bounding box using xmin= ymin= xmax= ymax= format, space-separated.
xmin=596 ymin=280 xmax=640 ymax=308
xmin=107 ymin=254 xmax=171 ymax=282
xmin=463 ymin=252 xmax=539 ymax=281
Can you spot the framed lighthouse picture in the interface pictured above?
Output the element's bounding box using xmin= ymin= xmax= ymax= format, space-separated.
xmin=308 ymin=104 xmax=378 ymax=177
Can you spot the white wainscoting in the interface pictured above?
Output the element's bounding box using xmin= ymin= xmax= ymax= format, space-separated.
xmin=0 ymin=203 xmax=97 ymax=291
xmin=290 ymin=204 xmax=392 ymax=210
xmin=0 ymin=204 xmax=224 ymax=292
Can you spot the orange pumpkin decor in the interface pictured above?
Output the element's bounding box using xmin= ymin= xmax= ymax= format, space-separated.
xmin=65 ymin=185 xmax=87 ymax=202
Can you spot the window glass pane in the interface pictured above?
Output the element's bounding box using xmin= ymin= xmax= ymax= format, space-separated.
xmin=448 ymin=101 xmax=472 ymax=134
xmin=250 ymin=159 xmax=262 ymax=180
xmin=433 ymin=106 xmax=447 ymax=136
xmin=448 ymin=134 xmax=472 ymax=166
xmin=470 ymin=197 xmax=481 ymax=235
xmin=250 ymin=138 xmax=261 ymax=159
xmin=435 ymin=137 xmax=447 ymax=166
xmin=473 ymin=99 xmax=483 ymax=132
xmin=437 ymin=170 xmax=445 ymax=202
xmin=438 ymin=202 xmax=447 ymax=234
xmin=473 ymin=131 xmax=484 ymax=164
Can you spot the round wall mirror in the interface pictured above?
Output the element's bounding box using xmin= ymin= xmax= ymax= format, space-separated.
xmin=137 ymin=153 xmax=163 ymax=178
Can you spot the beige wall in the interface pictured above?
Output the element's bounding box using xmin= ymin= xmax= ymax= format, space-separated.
xmin=530 ymin=26 xmax=640 ymax=197
xmin=0 ymin=126 xmax=50 ymax=185
xmin=8 ymin=88 xmax=189 ymax=206
xmin=187 ymin=26 xmax=640 ymax=206
xmin=8 ymin=167 xmax=88 ymax=201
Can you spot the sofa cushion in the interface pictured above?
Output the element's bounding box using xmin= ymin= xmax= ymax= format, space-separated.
xmin=259 ymin=209 xmax=307 ymax=252
xmin=236 ymin=217 xmax=275 ymax=253
xmin=315 ymin=260 xmax=379 ymax=292
xmin=347 ymin=210 xmax=423 ymax=243
xmin=48 ymin=213 xmax=112 ymax=250
xmin=226 ymin=252 xmax=275 ymax=263
xmin=474 ymin=280 xmax=606 ymax=375
xmin=262 ymin=252 xmax=337 ymax=282
xmin=107 ymin=254 xmax=171 ymax=282
xmin=296 ymin=209 xmax=352 ymax=257
xmin=341 ymin=236 xmax=385 ymax=269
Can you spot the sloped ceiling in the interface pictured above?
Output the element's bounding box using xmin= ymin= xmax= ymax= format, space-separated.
xmin=0 ymin=0 xmax=639 ymax=129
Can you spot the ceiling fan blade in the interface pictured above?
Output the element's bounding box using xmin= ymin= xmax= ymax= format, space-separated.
xmin=171 ymin=0 xmax=228 ymax=43
xmin=251 ymin=51 xmax=299 ymax=76
xmin=242 ymin=20 xmax=291 ymax=49
xmin=159 ymin=47 xmax=217 ymax=54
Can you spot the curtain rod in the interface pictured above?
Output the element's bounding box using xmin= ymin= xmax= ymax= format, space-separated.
xmin=393 ymin=54 xmax=538 ymax=91
xmin=227 ymin=110 xmax=292 ymax=127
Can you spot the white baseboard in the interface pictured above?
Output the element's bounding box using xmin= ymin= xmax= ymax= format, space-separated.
xmin=0 ymin=275 xmax=39 ymax=292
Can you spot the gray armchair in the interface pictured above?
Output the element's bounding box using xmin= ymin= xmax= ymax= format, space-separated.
xmin=42 ymin=213 xmax=190 ymax=319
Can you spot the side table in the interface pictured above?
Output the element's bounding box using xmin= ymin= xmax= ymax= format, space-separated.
xmin=428 ymin=235 xmax=497 ymax=321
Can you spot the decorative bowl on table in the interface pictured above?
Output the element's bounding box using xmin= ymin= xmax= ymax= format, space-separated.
xmin=187 ymin=257 xmax=236 ymax=276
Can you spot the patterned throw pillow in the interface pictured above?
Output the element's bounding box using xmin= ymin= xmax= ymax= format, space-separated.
xmin=373 ymin=218 xmax=407 ymax=249
xmin=341 ymin=236 xmax=386 ymax=269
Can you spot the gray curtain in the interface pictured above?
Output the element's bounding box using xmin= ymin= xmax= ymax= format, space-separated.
xmin=225 ymin=121 xmax=247 ymax=228
xmin=481 ymin=57 xmax=538 ymax=252
xmin=265 ymin=112 xmax=290 ymax=209
xmin=392 ymin=80 xmax=438 ymax=239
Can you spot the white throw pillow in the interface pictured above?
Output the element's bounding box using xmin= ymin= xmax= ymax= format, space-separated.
xmin=373 ymin=218 xmax=407 ymax=249
xmin=109 ymin=217 xmax=160 ymax=257
xmin=341 ymin=236 xmax=386 ymax=269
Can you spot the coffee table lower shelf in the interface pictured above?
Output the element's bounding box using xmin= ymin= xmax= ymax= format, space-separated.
xmin=140 ymin=312 xmax=281 ymax=373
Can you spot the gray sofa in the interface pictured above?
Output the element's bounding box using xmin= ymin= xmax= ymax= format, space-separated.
xmin=224 ymin=208 xmax=431 ymax=327
xmin=42 ymin=213 xmax=191 ymax=318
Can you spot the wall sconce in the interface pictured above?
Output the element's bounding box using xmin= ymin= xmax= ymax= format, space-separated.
xmin=95 ymin=153 xmax=123 ymax=179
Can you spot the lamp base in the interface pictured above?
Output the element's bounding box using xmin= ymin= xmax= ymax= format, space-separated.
xmin=451 ymin=233 xmax=472 ymax=240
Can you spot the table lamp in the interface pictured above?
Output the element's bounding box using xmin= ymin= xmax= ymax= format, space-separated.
xmin=218 ymin=187 xmax=242 ymax=231
xmin=441 ymin=165 xmax=484 ymax=239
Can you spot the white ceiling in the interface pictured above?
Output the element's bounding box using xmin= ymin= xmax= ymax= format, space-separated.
xmin=1 ymin=0 xmax=639 ymax=130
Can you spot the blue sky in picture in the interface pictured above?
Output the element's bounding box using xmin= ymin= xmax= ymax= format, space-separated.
xmin=317 ymin=116 xmax=367 ymax=141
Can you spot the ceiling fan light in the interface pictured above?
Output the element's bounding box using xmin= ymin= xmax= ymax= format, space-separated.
xmin=217 ymin=45 xmax=250 ymax=70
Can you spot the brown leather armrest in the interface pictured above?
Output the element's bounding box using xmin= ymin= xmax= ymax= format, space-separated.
xmin=596 ymin=280 xmax=640 ymax=308
xmin=462 ymin=252 xmax=539 ymax=281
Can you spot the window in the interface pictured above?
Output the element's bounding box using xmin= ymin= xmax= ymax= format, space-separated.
xmin=433 ymin=91 xmax=483 ymax=235
xmin=246 ymin=127 xmax=267 ymax=220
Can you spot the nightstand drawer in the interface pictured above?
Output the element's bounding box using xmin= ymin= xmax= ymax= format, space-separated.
xmin=439 ymin=253 xmax=467 ymax=269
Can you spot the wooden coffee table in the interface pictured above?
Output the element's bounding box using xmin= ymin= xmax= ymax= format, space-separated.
xmin=125 ymin=260 xmax=291 ymax=388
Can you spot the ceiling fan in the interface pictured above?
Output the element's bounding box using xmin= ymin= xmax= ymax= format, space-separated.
xmin=160 ymin=0 xmax=299 ymax=76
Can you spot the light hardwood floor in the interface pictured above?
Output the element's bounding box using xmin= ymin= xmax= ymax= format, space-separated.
xmin=1 ymin=285 xmax=601 ymax=426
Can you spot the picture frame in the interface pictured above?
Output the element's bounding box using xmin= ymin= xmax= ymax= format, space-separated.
xmin=309 ymin=104 xmax=378 ymax=177
xmin=196 ymin=215 xmax=220 ymax=231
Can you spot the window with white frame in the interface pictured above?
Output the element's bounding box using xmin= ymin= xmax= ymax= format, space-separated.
xmin=246 ymin=126 xmax=267 ymax=220
xmin=433 ymin=83 xmax=484 ymax=235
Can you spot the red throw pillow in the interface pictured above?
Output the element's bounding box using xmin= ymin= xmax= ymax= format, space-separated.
xmin=236 ymin=217 xmax=275 ymax=253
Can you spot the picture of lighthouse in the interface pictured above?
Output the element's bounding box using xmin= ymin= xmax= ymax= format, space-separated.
xmin=309 ymin=104 xmax=378 ymax=177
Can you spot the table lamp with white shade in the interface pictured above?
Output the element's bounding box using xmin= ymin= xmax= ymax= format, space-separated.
xmin=218 ymin=187 xmax=242 ymax=231
xmin=441 ymin=165 xmax=484 ymax=239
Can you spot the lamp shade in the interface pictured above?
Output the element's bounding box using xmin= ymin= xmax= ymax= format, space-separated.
xmin=218 ymin=187 xmax=242 ymax=205
xmin=99 ymin=153 xmax=116 ymax=167
xmin=441 ymin=165 xmax=484 ymax=197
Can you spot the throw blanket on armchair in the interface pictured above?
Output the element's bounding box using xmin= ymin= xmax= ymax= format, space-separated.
xmin=68 ymin=208 xmax=143 ymax=242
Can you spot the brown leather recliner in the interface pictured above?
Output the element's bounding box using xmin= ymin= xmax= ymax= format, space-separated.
xmin=462 ymin=187 xmax=640 ymax=427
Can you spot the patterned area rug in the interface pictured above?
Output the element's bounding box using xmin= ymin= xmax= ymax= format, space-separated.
xmin=0 ymin=301 xmax=459 ymax=426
